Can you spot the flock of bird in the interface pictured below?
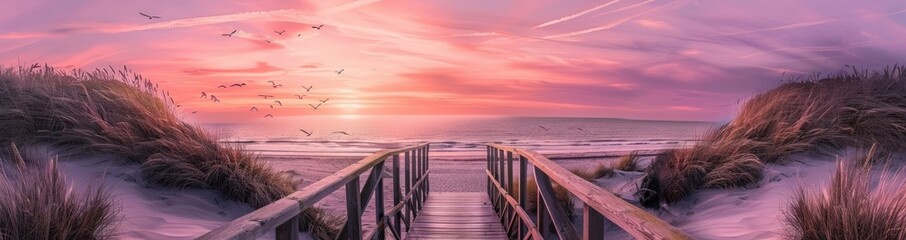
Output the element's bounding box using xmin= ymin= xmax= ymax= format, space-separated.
xmin=139 ymin=12 xmax=348 ymax=137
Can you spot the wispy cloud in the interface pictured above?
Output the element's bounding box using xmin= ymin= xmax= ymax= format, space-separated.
xmin=533 ymin=0 xmax=623 ymax=29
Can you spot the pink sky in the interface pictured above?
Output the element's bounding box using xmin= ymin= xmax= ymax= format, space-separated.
xmin=3 ymin=0 xmax=906 ymax=122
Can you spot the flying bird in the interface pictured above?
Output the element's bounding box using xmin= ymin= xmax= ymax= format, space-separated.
xmin=309 ymin=103 xmax=322 ymax=110
xmin=191 ymin=111 xmax=198 ymax=114
xmin=222 ymin=30 xmax=237 ymax=37
xmin=265 ymin=40 xmax=273 ymax=43
xmin=274 ymin=30 xmax=286 ymax=35
xmin=272 ymin=84 xmax=283 ymax=88
xmin=200 ymin=92 xmax=208 ymax=99
xmin=230 ymin=83 xmax=246 ymax=87
xmin=331 ymin=131 xmax=350 ymax=135
xmin=538 ymin=126 xmax=549 ymax=131
xmin=267 ymin=80 xmax=276 ymax=85
xmin=294 ymin=94 xmax=306 ymax=99
xmin=250 ymin=107 xmax=259 ymax=112
xmin=139 ymin=12 xmax=161 ymax=19
xmin=319 ymin=98 xmax=330 ymax=103
xmin=264 ymin=114 xmax=274 ymax=118
xmin=269 ymin=105 xmax=274 ymax=108
xmin=299 ymin=129 xmax=313 ymax=136
xmin=311 ymin=24 xmax=324 ymax=30
xmin=210 ymin=96 xmax=220 ymax=103
xmin=302 ymin=85 xmax=313 ymax=92
xmin=258 ymin=94 xmax=274 ymax=99
xmin=274 ymin=100 xmax=282 ymax=106
xmin=335 ymin=69 xmax=344 ymax=74
xmin=217 ymin=85 xmax=227 ymax=88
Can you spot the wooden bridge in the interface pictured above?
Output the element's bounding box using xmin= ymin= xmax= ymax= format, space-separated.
xmin=198 ymin=143 xmax=692 ymax=240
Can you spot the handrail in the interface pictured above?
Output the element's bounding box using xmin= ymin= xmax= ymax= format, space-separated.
xmin=198 ymin=143 xmax=431 ymax=240
xmin=486 ymin=144 xmax=692 ymax=240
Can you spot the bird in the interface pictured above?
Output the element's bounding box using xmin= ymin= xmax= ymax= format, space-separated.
xmin=335 ymin=69 xmax=344 ymax=74
xmin=267 ymin=80 xmax=276 ymax=85
xmin=269 ymin=105 xmax=274 ymax=108
xmin=272 ymin=84 xmax=283 ymax=88
xmin=222 ymin=30 xmax=237 ymax=37
xmin=297 ymin=33 xmax=302 ymax=37
xmin=274 ymin=100 xmax=282 ymax=106
xmin=331 ymin=131 xmax=350 ymax=135
xmin=265 ymin=114 xmax=274 ymax=118
xmin=294 ymin=94 xmax=306 ymax=99
xmin=309 ymin=103 xmax=322 ymax=110
xmin=250 ymin=107 xmax=259 ymax=112
xmin=302 ymin=85 xmax=313 ymax=92
xmin=274 ymin=30 xmax=286 ymax=35
xmin=176 ymin=105 xmax=182 ymax=107
xmin=299 ymin=129 xmax=313 ymax=136
xmin=217 ymin=85 xmax=227 ymax=88
xmin=319 ymin=98 xmax=330 ymax=103
xmin=191 ymin=111 xmax=198 ymax=114
xmin=230 ymin=83 xmax=246 ymax=87
xmin=258 ymin=94 xmax=274 ymax=99
xmin=538 ymin=126 xmax=549 ymax=131
xmin=139 ymin=12 xmax=161 ymax=19
xmin=312 ymin=24 xmax=324 ymax=30
xmin=200 ymin=92 xmax=208 ymax=99
xmin=265 ymin=40 xmax=273 ymax=43
xmin=211 ymin=96 xmax=221 ymax=103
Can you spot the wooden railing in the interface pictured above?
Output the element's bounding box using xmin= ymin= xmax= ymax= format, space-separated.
xmin=486 ymin=144 xmax=691 ymax=240
xmin=198 ymin=143 xmax=431 ymax=240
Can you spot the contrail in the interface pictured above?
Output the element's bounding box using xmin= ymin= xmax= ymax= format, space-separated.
xmin=67 ymin=9 xmax=317 ymax=34
xmin=543 ymin=0 xmax=682 ymax=39
xmin=533 ymin=0 xmax=623 ymax=29
xmin=592 ymin=0 xmax=656 ymax=17
xmin=323 ymin=0 xmax=384 ymax=15
xmin=715 ymin=19 xmax=838 ymax=37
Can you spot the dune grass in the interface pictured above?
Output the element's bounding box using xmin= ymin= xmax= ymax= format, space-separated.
xmin=784 ymin=158 xmax=906 ymax=240
xmin=0 ymin=65 xmax=341 ymax=239
xmin=640 ymin=66 xmax=906 ymax=207
xmin=512 ymin=177 xmax=575 ymax=218
xmin=0 ymin=147 xmax=118 ymax=240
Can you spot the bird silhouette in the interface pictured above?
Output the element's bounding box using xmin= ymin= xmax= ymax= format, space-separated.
xmin=250 ymin=107 xmax=259 ymax=112
xmin=297 ymin=33 xmax=302 ymax=37
xmin=299 ymin=129 xmax=313 ymax=136
xmin=191 ymin=111 xmax=198 ymax=114
xmin=269 ymin=105 xmax=274 ymax=108
xmin=267 ymin=80 xmax=276 ymax=86
xmin=230 ymin=83 xmax=246 ymax=87
xmin=274 ymin=30 xmax=286 ymax=35
xmin=139 ymin=12 xmax=161 ymax=19
xmin=331 ymin=131 xmax=350 ymax=135
xmin=217 ymin=85 xmax=227 ymax=88
xmin=309 ymin=103 xmax=322 ymax=110
xmin=222 ymin=30 xmax=237 ymax=37
xmin=258 ymin=94 xmax=274 ymax=99
xmin=302 ymin=86 xmax=313 ymax=92
xmin=265 ymin=40 xmax=273 ymax=43
xmin=272 ymin=84 xmax=283 ymax=88
xmin=274 ymin=100 xmax=282 ymax=106
xmin=294 ymin=94 xmax=307 ymax=99
xmin=200 ymin=92 xmax=208 ymax=99
xmin=538 ymin=126 xmax=549 ymax=131
xmin=312 ymin=24 xmax=324 ymax=30
xmin=335 ymin=69 xmax=344 ymax=74
xmin=264 ymin=114 xmax=274 ymax=118
xmin=211 ymin=96 xmax=220 ymax=103
xmin=319 ymin=98 xmax=330 ymax=103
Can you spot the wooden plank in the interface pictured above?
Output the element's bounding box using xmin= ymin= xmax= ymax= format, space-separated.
xmin=275 ymin=216 xmax=299 ymax=240
xmin=344 ymin=176 xmax=363 ymax=240
xmin=534 ymin=168 xmax=580 ymax=240
xmin=584 ymin=203 xmax=604 ymax=240
xmin=392 ymin=154 xmax=402 ymax=237
xmin=407 ymin=192 xmax=507 ymax=240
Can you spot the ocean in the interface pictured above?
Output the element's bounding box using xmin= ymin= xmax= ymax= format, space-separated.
xmin=204 ymin=115 xmax=718 ymax=160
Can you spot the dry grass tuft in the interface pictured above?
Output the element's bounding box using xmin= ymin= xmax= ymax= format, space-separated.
xmin=784 ymin=159 xmax=906 ymax=240
xmin=615 ymin=151 xmax=641 ymax=171
xmin=641 ymin=66 xmax=906 ymax=206
xmin=513 ymin=177 xmax=575 ymax=219
xmin=0 ymin=153 xmax=118 ymax=240
xmin=0 ymin=65 xmax=340 ymax=239
xmin=573 ymin=164 xmax=614 ymax=180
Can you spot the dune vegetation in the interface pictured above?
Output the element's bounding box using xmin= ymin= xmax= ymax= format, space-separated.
xmin=784 ymin=155 xmax=906 ymax=239
xmin=0 ymin=65 xmax=341 ymax=239
xmin=0 ymin=145 xmax=118 ymax=240
xmin=639 ymin=66 xmax=906 ymax=207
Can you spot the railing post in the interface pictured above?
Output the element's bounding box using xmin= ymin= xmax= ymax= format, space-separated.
xmin=346 ymin=176 xmax=362 ymax=240
xmin=425 ymin=144 xmax=430 ymax=195
xmin=404 ymin=151 xmax=411 ymax=230
xmin=275 ymin=215 xmax=299 ymax=240
xmin=375 ymin=161 xmax=386 ymax=240
xmin=584 ymin=203 xmax=604 ymax=240
xmin=518 ymin=155 xmax=528 ymax=239
xmin=392 ymin=154 xmax=402 ymax=236
xmin=413 ymin=148 xmax=421 ymax=216
xmin=535 ymin=166 xmax=549 ymax=239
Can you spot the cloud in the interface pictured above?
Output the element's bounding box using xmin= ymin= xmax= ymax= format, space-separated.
xmin=182 ymin=62 xmax=283 ymax=76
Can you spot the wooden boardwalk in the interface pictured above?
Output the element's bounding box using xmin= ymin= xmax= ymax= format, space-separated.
xmin=406 ymin=192 xmax=508 ymax=239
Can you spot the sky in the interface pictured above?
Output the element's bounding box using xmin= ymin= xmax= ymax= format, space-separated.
xmin=2 ymin=0 xmax=906 ymax=122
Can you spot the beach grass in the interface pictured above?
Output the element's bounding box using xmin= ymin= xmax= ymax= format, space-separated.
xmin=0 ymin=147 xmax=118 ymax=240
xmin=640 ymin=66 xmax=906 ymax=206
xmin=784 ymin=158 xmax=906 ymax=240
xmin=0 ymin=65 xmax=341 ymax=239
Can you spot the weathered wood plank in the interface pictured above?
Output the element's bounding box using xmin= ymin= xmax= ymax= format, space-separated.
xmin=407 ymin=192 xmax=507 ymax=240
